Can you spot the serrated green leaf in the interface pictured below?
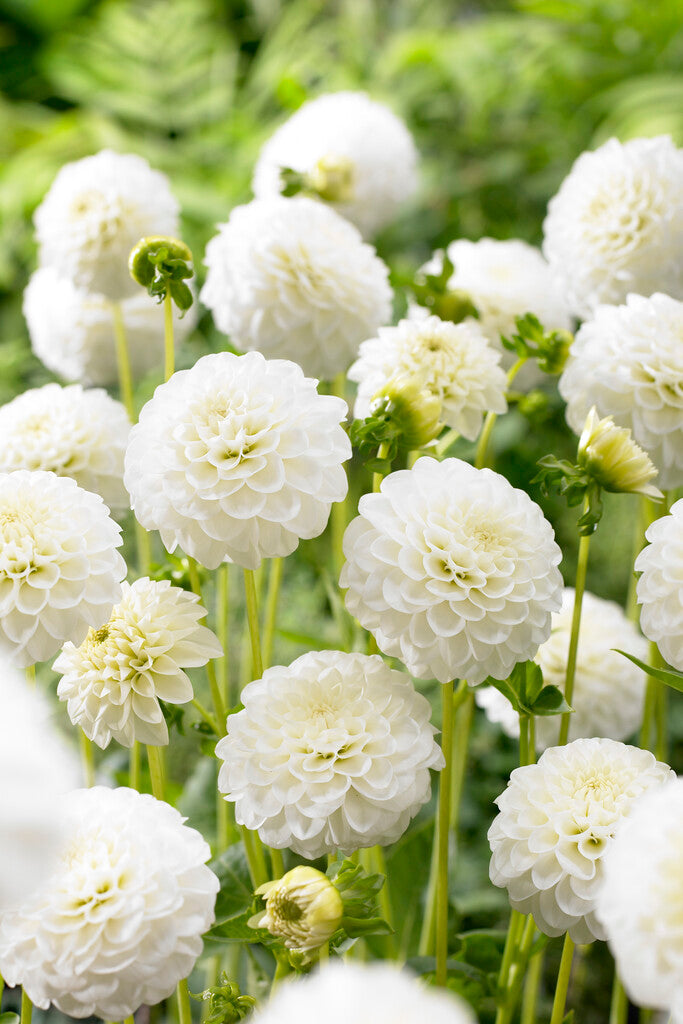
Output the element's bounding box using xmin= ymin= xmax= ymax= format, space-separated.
xmin=615 ymin=650 xmax=683 ymax=693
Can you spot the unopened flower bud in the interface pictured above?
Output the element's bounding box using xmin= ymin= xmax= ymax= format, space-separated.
xmin=129 ymin=236 xmax=194 ymax=311
xmin=249 ymin=866 xmax=343 ymax=953
xmin=578 ymin=407 xmax=663 ymax=499
xmin=307 ymin=154 xmax=355 ymax=203
xmin=371 ymin=373 xmax=442 ymax=449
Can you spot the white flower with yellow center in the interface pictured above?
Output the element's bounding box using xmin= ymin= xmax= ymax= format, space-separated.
xmin=216 ymin=650 xmax=443 ymax=858
xmin=250 ymin=866 xmax=343 ymax=953
xmin=543 ymin=135 xmax=683 ymax=317
xmin=54 ymin=577 xmax=222 ymax=748
xmin=124 ymin=351 xmax=350 ymax=570
xmin=0 ymin=471 xmax=125 ymax=667
xmin=341 ymin=457 xmax=563 ymax=685
xmin=200 ymin=196 xmax=392 ymax=379
xmin=34 ymin=150 xmax=179 ymax=301
xmin=349 ymin=316 xmax=507 ymax=440
xmin=252 ymin=91 xmax=419 ymax=238
xmin=0 ymin=383 xmax=131 ymax=509
xmin=0 ymin=786 xmax=218 ymax=1020
xmin=488 ymin=738 xmax=673 ymax=943
xmin=636 ymin=498 xmax=683 ymax=670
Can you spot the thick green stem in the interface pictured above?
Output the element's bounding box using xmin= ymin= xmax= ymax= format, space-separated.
xmin=177 ymin=978 xmax=192 ymax=1024
xmin=475 ymin=357 xmax=526 ymax=470
xmin=521 ymin=949 xmax=544 ymax=1024
xmin=331 ymin=373 xmax=350 ymax=579
xmin=549 ymin=933 xmax=575 ymax=1024
xmin=371 ymin=845 xmax=396 ymax=956
xmin=609 ymin=973 xmax=628 ymax=1024
xmin=626 ymin=495 xmax=649 ymax=621
xmin=243 ymin=568 xmax=263 ymax=680
xmin=25 ymin=664 xmax=35 ymax=687
xmin=262 ymin=558 xmax=283 ymax=670
xmin=558 ymin=514 xmax=591 ymax=745
xmin=80 ymin=729 xmax=95 ymax=787
xmin=187 ymin=558 xmax=227 ymax=729
xmin=191 ymin=698 xmax=220 ymax=736
xmin=147 ymin=744 xmax=165 ymax=801
xmin=164 ymin=292 xmax=174 ymax=381
xmin=129 ymin=741 xmax=141 ymax=791
xmin=494 ymin=910 xmax=526 ymax=1024
xmin=20 ymin=990 xmax=32 ymax=1024
xmin=435 ymin=679 xmax=455 ymax=986
xmin=270 ymin=846 xmax=285 ymax=877
xmin=240 ymin=824 xmax=269 ymax=888
xmin=373 ymin=441 xmax=391 ymax=493
xmin=216 ymin=565 xmax=230 ymax=706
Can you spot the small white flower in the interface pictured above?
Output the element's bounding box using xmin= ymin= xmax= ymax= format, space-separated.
xmin=24 ymin=267 xmax=197 ymax=387
xmin=124 ymin=351 xmax=351 ymax=570
xmin=543 ymin=135 xmax=683 ymax=318
xmin=597 ymin=777 xmax=683 ymax=1017
xmin=252 ymin=91 xmax=419 ymax=238
xmin=200 ymin=196 xmax=392 ymax=380
xmin=54 ymin=577 xmax=222 ymax=748
xmin=0 ymin=471 xmax=125 ymax=667
xmin=488 ymin=737 xmax=673 ymax=943
xmin=248 ymin=962 xmax=474 ymax=1024
xmin=216 ymin=650 xmax=443 ymax=859
xmin=0 ymin=786 xmax=219 ymax=1020
xmin=0 ymin=383 xmax=131 ymax=509
xmin=560 ymin=293 xmax=683 ymax=490
xmin=475 ymin=588 xmax=648 ymax=749
xmin=341 ymin=457 xmax=563 ymax=685
xmin=636 ymin=498 xmax=683 ymax=670
xmin=250 ymin=866 xmax=344 ymax=953
xmin=349 ymin=316 xmax=507 ymax=440
xmin=34 ymin=150 xmax=180 ymax=301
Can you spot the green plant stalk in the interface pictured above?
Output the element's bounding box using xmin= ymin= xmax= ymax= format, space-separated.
xmin=262 ymin=558 xmax=283 ymax=670
xmin=494 ymin=909 xmax=526 ymax=1024
xmin=558 ymin=502 xmax=592 ymax=745
xmin=177 ymin=977 xmax=192 ymax=1024
xmin=191 ymin=698 xmax=220 ymax=736
xmin=370 ymin=844 xmax=396 ymax=956
xmin=330 ymin=373 xmax=349 ymax=579
xmin=147 ymin=744 xmax=165 ymax=801
xmin=21 ymin=989 xmax=32 ymax=1024
xmin=609 ymin=973 xmax=628 ymax=1024
xmin=499 ymin=915 xmax=537 ymax=1024
xmin=549 ymin=933 xmax=575 ymax=1024
xmin=639 ymin=494 xmax=671 ymax=758
xmin=270 ymin=846 xmax=285 ymax=877
xmin=435 ymin=679 xmax=455 ymax=986
xmin=129 ymin=741 xmax=141 ymax=791
xmin=243 ymin=568 xmax=264 ymax=680
xmin=215 ymin=565 xmax=230 ymax=706
xmin=80 ymin=729 xmax=96 ymax=787
xmin=474 ymin=357 xmax=526 ymax=470
xmin=626 ymin=495 xmax=649 ymax=621
xmin=164 ymin=292 xmax=174 ymax=380
xmin=25 ymin=664 xmax=35 ymax=687
xmin=240 ymin=824 xmax=269 ymax=888
xmin=187 ymin=558 xmax=227 ymax=729
xmin=373 ymin=441 xmax=392 ymax=492
xmin=521 ymin=948 xmax=545 ymax=1024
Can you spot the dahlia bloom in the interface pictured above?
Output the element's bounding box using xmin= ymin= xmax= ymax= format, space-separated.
xmin=252 ymin=91 xmax=419 ymax=237
xmin=636 ymin=498 xmax=683 ymax=670
xmin=124 ymin=351 xmax=350 ymax=570
xmin=341 ymin=457 xmax=563 ymax=685
xmin=0 ymin=786 xmax=218 ymax=1020
xmin=216 ymin=650 xmax=443 ymax=858
xmin=543 ymin=135 xmax=683 ymax=317
xmin=200 ymin=196 xmax=392 ymax=379
xmin=54 ymin=577 xmax=223 ymax=748
xmin=488 ymin=738 xmax=673 ymax=943
xmin=0 ymin=470 xmax=125 ymax=667
xmin=250 ymin=866 xmax=344 ymax=952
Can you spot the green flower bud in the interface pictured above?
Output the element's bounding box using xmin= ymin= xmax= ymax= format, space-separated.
xmin=578 ymin=407 xmax=663 ymax=499
xmin=128 ymin=236 xmax=194 ymax=311
xmin=370 ymin=373 xmax=442 ymax=450
xmin=249 ymin=866 xmax=343 ymax=953
xmin=306 ymin=154 xmax=355 ymax=203
xmin=192 ymin=972 xmax=255 ymax=1024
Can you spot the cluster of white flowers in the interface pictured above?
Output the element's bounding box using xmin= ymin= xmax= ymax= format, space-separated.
xmin=636 ymin=498 xmax=683 ymax=670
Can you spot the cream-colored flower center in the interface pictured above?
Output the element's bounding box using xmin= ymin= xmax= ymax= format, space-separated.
xmin=269 ymin=891 xmax=305 ymax=924
xmin=69 ymin=189 xmax=132 ymax=244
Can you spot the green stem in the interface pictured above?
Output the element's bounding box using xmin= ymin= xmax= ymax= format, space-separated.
xmin=519 ymin=714 xmax=530 ymax=767
xmin=373 ymin=441 xmax=391 ymax=493
xmin=558 ymin=511 xmax=591 ymax=745
xmin=528 ymin=715 xmax=535 ymax=763
xmin=494 ymin=910 xmax=526 ymax=1024
xmin=147 ymin=744 xmax=165 ymax=801
xmin=164 ymin=292 xmax=174 ymax=381
xmin=112 ymin=301 xmax=135 ymax=419
xmin=25 ymin=664 xmax=35 ymax=687
xmin=270 ymin=846 xmax=285 ymax=877
xmin=80 ymin=729 xmax=95 ymax=787
xmin=436 ymin=428 xmax=460 ymax=458
xmin=521 ymin=949 xmax=544 ymax=1024
xmin=20 ymin=990 xmax=32 ymax=1024
xmin=609 ymin=973 xmax=628 ymax=1024
xmin=129 ymin=741 xmax=141 ymax=791
xmin=331 ymin=372 xmax=349 ymax=580
xmin=240 ymin=824 xmax=269 ymax=888
xmin=243 ymin=568 xmax=264 ymax=680
xmin=177 ymin=978 xmax=192 ymax=1024
xmin=191 ymin=698 xmax=220 ymax=736
xmin=371 ymin=845 xmax=396 ymax=955
xmin=549 ymin=933 xmax=575 ymax=1024
xmin=187 ymin=558 xmax=227 ymax=729
xmin=475 ymin=357 xmax=526 ymax=470
xmin=216 ymin=565 xmax=230 ymax=706
xmin=626 ymin=495 xmax=649 ymax=621
xmin=262 ymin=558 xmax=283 ymax=670
xmin=435 ymin=679 xmax=455 ymax=986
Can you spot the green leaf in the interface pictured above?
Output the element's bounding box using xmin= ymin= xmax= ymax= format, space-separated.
xmin=615 ymin=650 xmax=683 ymax=693
xmin=454 ymin=929 xmax=507 ymax=973
xmin=0 ymin=1013 xmax=20 ymax=1024
xmin=210 ymin=845 xmax=254 ymax=924
xmin=205 ymin=910 xmax=270 ymax=944
xmin=531 ymin=685 xmax=572 ymax=716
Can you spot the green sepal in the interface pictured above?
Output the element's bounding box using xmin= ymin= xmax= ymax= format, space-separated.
xmin=478 ymin=660 xmax=571 ymax=717
xmin=615 ymin=649 xmax=683 ymax=694
xmin=533 ymin=456 xmax=604 ymax=535
xmin=501 ymin=313 xmax=572 ymax=375
xmin=190 ymin=971 xmax=256 ymax=1023
xmin=326 ymin=859 xmax=392 ymax=940
xmin=408 ymin=252 xmax=480 ymax=324
xmin=128 ymin=235 xmax=194 ymax=311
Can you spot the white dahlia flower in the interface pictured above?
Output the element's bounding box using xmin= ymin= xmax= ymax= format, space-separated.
xmin=341 ymin=457 xmax=563 ymax=685
xmin=249 ymin=962 xmax=474 ymax=1024
xmin=0 ymin=383 xmax=130 ymax=509
xmin=216 ymin=650 xmax=443 ymax=859
xmin=597 ymin=778 xmax=683 ymax=1017
xmin=348 ymin=315 xmax=507 ymax=440
xmin=34 ymin=150 xmax=179 ymax=301
xmin=54 ymin=577 xmax=222 ymax=748
xmin=489 ymin=737 xmax=673 ymax=943
xmin=252 ymin=91 xmax=419 ymax=237
xmin=560 ymin=293 xmax=683 ymax=489
xmin=475 ymin=588 xmax=648 ymax=749
xmin=635 ymin=499 xmax=683 ymax=670
xmin=0 ymin=471 xmax=125 ymax=667
xmin=200 ymin=196 xmax=392 ymax=379
xmin=543 ymin=135 xmax=683 ymax=318
xmin=0 ymin=786 xmax=218 ymax=1019
xmin=24 ymin=267 xmax=197 ymax=387
xmin=124 ymin=351 xmax=350 ymax=570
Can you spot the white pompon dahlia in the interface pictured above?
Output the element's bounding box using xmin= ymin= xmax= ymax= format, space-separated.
xmin=0 ymin=471 xmax=125 ymax=667
xmin=24 ymin=267 xmax=197 ymax=387
xmin=249 ymin=962 xmax=474 ymax=1024
xmin=124 ymin=351 xmax=350 ymax=570
xmin=348 ymin=315 xmax=507 ymax=440
xmin=597 ymin=778 xmax=683 ymax=1017
xmin=200 ymin=196 xmax=392 ymax=379
xmin=560 ymin=293 xmax=683 ymax=489
xmin=252 ymin=91 xmax=419 ymax=237
xmin=543 ymin=135 xmax=683 ymax=318
xmin=488 ymin=738 xmax=673 ymax=943
xmin=216 ymin=650 xmax=443 ymax=858
xmin=0 ymin=786 xmax=218 ymax=1019
xmin=635 ymin=499 xmax=683 ymax=670
xmin=54 ymin=578 xmax=223 ymax=748
xmin=475 ymin=588 xmax=648 ymax=749
xmin=341 ymin=457 xmax=563 ymax=685
xmin=0 ymin=383 xmax=130 ymax=509
xmin=34 ymin=150 xmax=179 ymax=301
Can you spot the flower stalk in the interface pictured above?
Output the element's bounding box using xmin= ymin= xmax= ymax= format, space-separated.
xmin=435 ymin=678 xmax=455 ymax=986
xmin=549 ymin=933 xmax=575 ymax=1024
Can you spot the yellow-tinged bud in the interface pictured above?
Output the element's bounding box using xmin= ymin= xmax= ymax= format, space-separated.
xmin=306 ymin=154 xmax=355 ymax=203
xmin=370 ymin=373 xmax=442 ymax=449
xmin=249 ymin=866 xmax=343 ymax=953
xmin=577 ymin=407 xmax=663 ymax=499
xmin=128 ymin=236 xmax=193 ymax=288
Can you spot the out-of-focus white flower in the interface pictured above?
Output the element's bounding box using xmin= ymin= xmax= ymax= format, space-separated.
xmin=0 ymin=470 xmax=125 ymax=667
xmin=250 ymin=866 xmax=343 ymax=953
xmin=54 ymin=577 xmax=222 ymax=748
xmin=200 ymin=196 xmax=392 ymax=380
xmin=636 ymin=498 xmax=683 ymax=670
xmin=124 ymin=351 xmax=350 ymax=570
xmin=0 ymin=661 xmax=79 ymax=910
xmin=597 ymin=777 xmax=683 ymax=1017
xmin=349 ymin=316 xmax=507 ymax=440
xmin=248 ymin=962 xmax=474 ymax=1024
xmin=0 ymin=786 xmax=218 ymax=1020
xmin=216 ymin=650 xmax=443 ymax=858
xmin=34 ymin=150 xmax=179 ymax=301
xmin=0 ymin=383 xmax=131 ymax=509
xmin=252 ymin=91 xmax=419 ymax=238
xmin=24 ymin=267 xmax=197 ymax=387
xmin=488 ymin=737 xmax=673 ymax=943
xmin=475 ymin=588 xmax=648 ymax=749
xmin=341 ymin=457 xmax=563 ymax=686
xmin=577 ymin=407 xmax=663 ymax=498
xmin=543 ymin=135 xmax=683 ymax=318
xmin=560 ymin=293 xmax=683 ymax=490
